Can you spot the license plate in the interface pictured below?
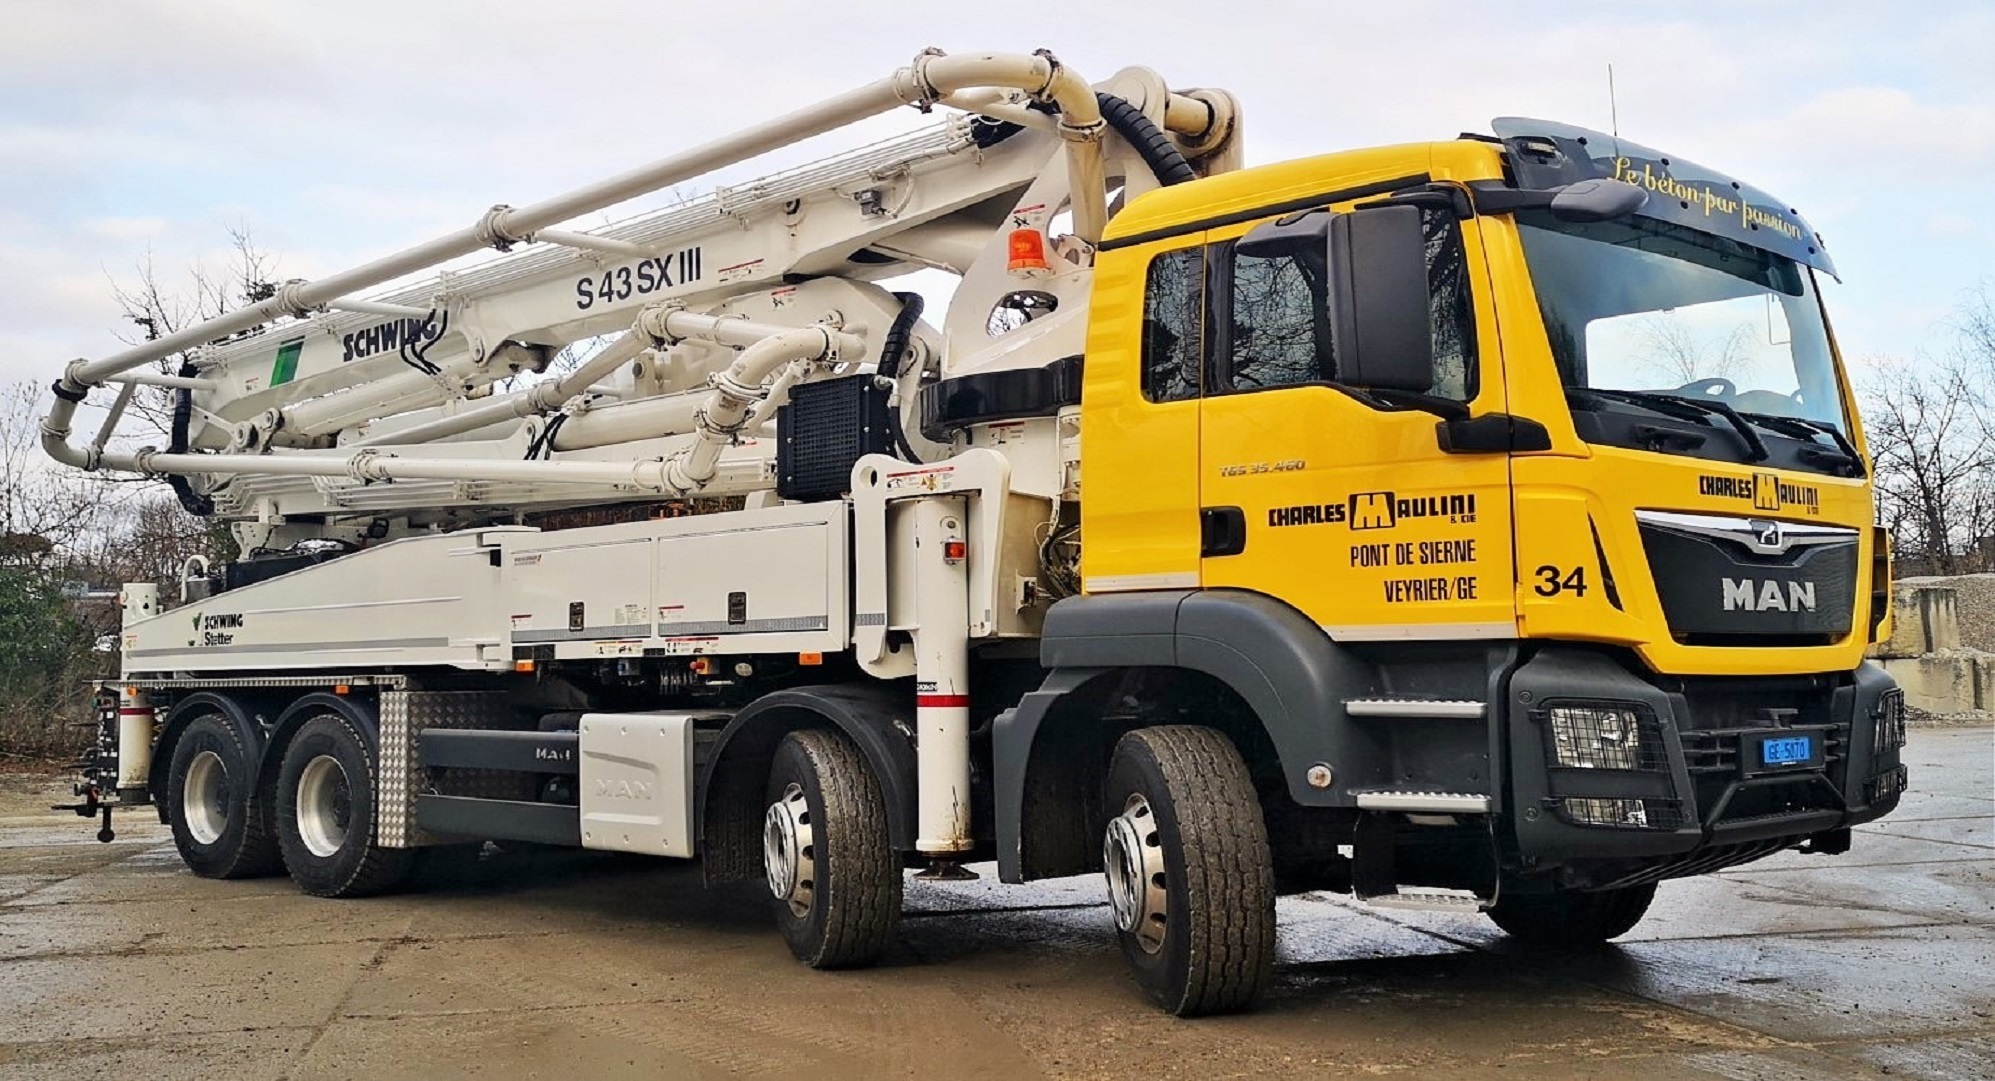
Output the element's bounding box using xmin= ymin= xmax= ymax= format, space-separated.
xmin=1760 ymin=734 xmax=1814 ymax=767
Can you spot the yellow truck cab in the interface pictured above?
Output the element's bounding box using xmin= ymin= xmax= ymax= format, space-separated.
xmin=1006 ymin=117 xmax=1904 ymax=925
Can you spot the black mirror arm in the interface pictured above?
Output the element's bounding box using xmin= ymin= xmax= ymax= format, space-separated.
xmin=1464 ymin=182 xmax=1556 ymax=215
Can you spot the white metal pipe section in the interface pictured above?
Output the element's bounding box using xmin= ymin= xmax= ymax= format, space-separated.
xmin=935 ymin=90 xmax=1060 ymax=133
xmin=911 ymin=496 xmax=973 ymax=854
xmin=92 ymin=380 xmax=135 ymax=450
xmin=325 ymin=298 xmax=432 ymax=319
xmin=532 ymin=229 xmax=655 ymax=259
xmin=546 ymin=392 xmax=710 ymax=451
xmin=1163 ymin=93 xmax=1218 ymax=140
xmin=659 ymin=327 xmax=852 ymax=493
xmin=107 ymin=372 xmax=217 ymax=391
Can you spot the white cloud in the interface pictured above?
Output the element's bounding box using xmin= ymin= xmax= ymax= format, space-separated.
xmin=1928 ymin=213 xmax=1978 ymax=238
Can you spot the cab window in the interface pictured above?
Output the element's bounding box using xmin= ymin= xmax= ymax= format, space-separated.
xmin=1139 ymin=246 xmax=1204 ymax=403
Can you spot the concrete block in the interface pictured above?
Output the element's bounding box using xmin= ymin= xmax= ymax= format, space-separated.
xmin=1879 ymin=650 xmax=1995 ymax=716
xmin=1872 ymin=580 xmax=1960 ymax=658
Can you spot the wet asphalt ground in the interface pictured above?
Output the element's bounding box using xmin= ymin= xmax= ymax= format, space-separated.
xmin=0 ymin=725 xmax=1988 ymax=1081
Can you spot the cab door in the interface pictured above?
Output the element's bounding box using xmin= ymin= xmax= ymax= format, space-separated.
xmin=1197 ymin=205 xmax=1516 ymax=640
xmin=1077 ymin=233 xmax=1208 ymax=593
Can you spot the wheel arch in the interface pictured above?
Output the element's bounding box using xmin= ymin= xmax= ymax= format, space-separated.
xmin=256 ymin=692 xmax=381 ymax=818
xmin=696 ymin=684 xmax=918 ymax=885
xmin=994 ymin=588 xmax=1380 ymax=882
xmin=147 ymin=691 xmax=274 ymax=825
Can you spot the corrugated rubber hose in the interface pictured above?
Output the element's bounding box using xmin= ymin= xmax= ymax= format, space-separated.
xmin=1095 ymin=92 xmax=1197 ymax=187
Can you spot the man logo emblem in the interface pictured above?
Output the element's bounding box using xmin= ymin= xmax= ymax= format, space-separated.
xmin=1751 ymin=519 xmax=1784 ymax=550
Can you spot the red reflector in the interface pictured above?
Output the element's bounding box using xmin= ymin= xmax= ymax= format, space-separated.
xmin=943 ymin=540 xmax=967 ymax=561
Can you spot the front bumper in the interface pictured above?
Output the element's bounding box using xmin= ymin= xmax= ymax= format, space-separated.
xmin=1504 ymin=649 xmax=1905 ymax=884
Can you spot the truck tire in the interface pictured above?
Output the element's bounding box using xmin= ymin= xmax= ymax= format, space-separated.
xmin=1102 ymin=726 xmax=1275 ymax=1016
xmin=165 ymin=713 xmax=283 ymax=879
xmin=1485 ymin=881 xmax=1657 ymax=945
xmin=275 ymin=713 xmax=414 ymax=898
xmin=762 ymin=729 xmax=901 ymax=969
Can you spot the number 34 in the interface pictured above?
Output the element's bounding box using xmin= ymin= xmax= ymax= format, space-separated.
xmin=1533 ymin=565 xmax=1589 ymax=597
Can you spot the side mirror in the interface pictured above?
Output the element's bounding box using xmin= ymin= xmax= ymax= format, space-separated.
xmin=1329 ymin=205 xmax=1435 ymax=393
xmin=1235 ymin=205 xmax=1436 ymax=394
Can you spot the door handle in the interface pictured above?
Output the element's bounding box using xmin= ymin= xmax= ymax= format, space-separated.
xmin=1200 ymin=506 xmax=1247 ymax=558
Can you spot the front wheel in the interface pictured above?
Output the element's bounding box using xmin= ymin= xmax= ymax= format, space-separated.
xmin=762 ymin=729 xmax=901 ymax=969
xmin=1485 ymin=881 xmax=1657 ymax=945
xmin=275 ymin=714 xmax=414 ymax=898
xmin=1102 ymin=726 xmax=1275 ymax=1016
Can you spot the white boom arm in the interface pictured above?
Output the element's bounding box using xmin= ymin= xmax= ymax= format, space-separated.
xmin=39 ymin=49 xmax=1238 ymax=542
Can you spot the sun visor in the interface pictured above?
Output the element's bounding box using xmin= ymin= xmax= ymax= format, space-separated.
xmin=1491 ymin=117 xmax=1835 ymax=279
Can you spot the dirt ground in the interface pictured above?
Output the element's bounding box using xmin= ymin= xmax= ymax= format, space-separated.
xmin=0 ymin=728 xmax=1990 ymax=1081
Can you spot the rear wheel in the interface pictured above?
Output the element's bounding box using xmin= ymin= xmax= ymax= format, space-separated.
xmin=1102 ymin=726 xmax=1275 ymax=1016
xmin=762 ymin=729 xmax=901 ymax=969
xmin=165 ymin=713 xmax=282 ymax=878
xmin=1485 ymin=881 xmax=1657 ymax=945
xmin=276 ymin=714 xmax=413 ymax=897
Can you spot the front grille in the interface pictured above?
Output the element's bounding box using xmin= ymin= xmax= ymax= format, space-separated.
xmin=1636 ymin=512 xmax=1858 ymax=643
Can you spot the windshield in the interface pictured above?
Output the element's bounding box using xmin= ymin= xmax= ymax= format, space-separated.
xmin=1517 ymin=211 xmax=1846 ymax=433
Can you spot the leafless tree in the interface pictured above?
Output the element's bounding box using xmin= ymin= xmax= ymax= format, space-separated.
xmin=1636 ymin=317 xmax=1751 ymax=386
xmin=0 ymin=382 xmax=120 ymax=574
xmin=104 ymin=226 xmax=278 ymax=439
xmin=1861 ymin=282 xmax=1995 ymax=575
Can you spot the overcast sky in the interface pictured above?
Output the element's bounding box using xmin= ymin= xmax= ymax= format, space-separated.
xmin=3 ymin=0 xmax=1989 ymax=387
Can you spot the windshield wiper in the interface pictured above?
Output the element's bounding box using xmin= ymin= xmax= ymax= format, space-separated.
xmin=1738 ymin=411 xmax=1865 ymax=476
xmin=1569 ymin=388 xmax=1772 ymax=462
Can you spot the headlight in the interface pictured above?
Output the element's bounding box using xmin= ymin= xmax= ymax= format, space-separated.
xmin=1547 ymin=704 xmax=1652 ymax=770
xmin=1873 ymin=689 xmax=1906 ymax=755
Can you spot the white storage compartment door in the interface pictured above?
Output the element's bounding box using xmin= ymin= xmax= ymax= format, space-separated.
xmin=506 ymin=537 xmax=656 ymax=645
xmin=655 ymin=514 xmax=847 ymax=654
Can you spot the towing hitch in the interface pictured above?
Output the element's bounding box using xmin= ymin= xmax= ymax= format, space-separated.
xmin=51 ymin=785 xmax=117 ymax=843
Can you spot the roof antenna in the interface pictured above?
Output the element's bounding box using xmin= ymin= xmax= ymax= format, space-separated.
xmin=1603 ymin=62 xmax=1619 ymax=141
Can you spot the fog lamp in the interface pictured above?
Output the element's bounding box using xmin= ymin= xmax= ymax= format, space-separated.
xmin=1561 ymin=797 xmax=1650 ymax=827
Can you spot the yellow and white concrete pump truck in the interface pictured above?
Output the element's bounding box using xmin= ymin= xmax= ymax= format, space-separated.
xmin=42 ymin=48 xmax=1906 ymax=1015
